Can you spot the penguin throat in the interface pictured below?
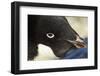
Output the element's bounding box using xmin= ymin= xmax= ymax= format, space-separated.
xmin=34 ymin=44 xmax=59 ymax=61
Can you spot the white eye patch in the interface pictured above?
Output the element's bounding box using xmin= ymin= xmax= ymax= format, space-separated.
xmin=46 ymin=33 xmax=55 ymax=38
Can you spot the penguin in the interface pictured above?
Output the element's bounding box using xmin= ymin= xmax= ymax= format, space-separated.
xmin=28 ymin=15 xmax=86 ymax=61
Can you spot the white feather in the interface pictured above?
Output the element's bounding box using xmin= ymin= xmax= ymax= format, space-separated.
xmin=34 ymin=44 xmax=59 ymax=61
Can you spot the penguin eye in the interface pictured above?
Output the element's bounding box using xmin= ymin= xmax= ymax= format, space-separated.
xmin=46 ymin=33 xmax=55 ymax=38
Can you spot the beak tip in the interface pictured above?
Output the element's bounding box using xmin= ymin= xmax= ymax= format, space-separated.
xmin=67 ymin=39 xmax=86 ymax=48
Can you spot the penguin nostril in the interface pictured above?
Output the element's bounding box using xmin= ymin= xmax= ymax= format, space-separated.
xmin=46 ymin=33 xmax=55 ymax=38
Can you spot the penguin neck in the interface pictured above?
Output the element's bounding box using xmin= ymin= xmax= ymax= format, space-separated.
xmin=34 ymin=44 xmax=59 ymax=61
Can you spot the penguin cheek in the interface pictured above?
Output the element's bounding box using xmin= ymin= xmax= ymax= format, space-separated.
xmin=50 ymin=41 xmax=73 ymax=58
xmin=53 ymin=50 xmax=66 ymax=58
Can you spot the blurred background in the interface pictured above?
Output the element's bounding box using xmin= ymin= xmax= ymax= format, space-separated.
xmin=66 ymin=16 xmax=88 ymax=38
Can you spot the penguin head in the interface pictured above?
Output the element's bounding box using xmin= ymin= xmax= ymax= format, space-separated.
xmin=29 ymin=15 xmax=86 ymax=58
